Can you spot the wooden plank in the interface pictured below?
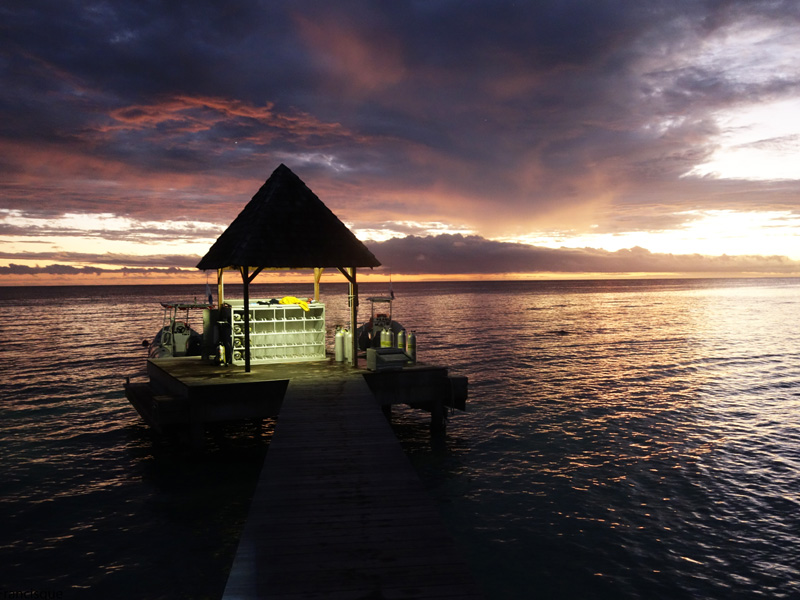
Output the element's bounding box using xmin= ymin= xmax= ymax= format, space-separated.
xmin=223 ymin=374 xmax=482 ymax=599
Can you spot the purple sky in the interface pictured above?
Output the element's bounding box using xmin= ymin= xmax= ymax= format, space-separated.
xmin=2 ymin=1 xmax=800 ymax=282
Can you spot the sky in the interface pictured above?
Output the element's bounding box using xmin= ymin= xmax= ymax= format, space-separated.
xmin=2 ymin=0 xmax=800 ymax=285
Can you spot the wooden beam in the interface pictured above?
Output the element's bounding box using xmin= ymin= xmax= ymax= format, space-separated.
xmin=247 ymin=266 xmax=264 ymax=284
xmin=337 ymin=266 xmax=355 ymax=284
xmin=313 ymin=267 xmax=324 ymax=302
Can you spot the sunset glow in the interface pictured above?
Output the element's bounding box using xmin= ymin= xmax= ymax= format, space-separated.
xmin=507 ymin=210 xmax=800 ymax=260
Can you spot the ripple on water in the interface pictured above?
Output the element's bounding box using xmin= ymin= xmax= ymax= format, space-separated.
xmin=2 ymin=280 xmax=800 ymax=598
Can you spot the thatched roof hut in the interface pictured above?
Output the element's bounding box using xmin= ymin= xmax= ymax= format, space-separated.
xmin=196 ymin=163 xmax=379 ymax=271
xmin=197 ymin=163 xmax=379 ymax=369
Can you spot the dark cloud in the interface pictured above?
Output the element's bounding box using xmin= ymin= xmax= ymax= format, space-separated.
xmin=3 ymin=235 xmax=797 ymax=279
xmin=2 ymin=0 xmax=800 ymax=278
xmin=0 ymin=251 xmax=200 ymax=268
xmin=0 ymin=263 xmax=189 ymax=277
xmin=0 ymin=263 xmax=106 ymax=276
xmin=369 ymin=234 xmax=800 ymax=275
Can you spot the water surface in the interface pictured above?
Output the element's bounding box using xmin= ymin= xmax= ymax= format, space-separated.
xmin=1 ymin=279 xmax=798 ymax=599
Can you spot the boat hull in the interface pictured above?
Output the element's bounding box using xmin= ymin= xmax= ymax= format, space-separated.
xmin=147 ymin=326 xmax=203 ymax=359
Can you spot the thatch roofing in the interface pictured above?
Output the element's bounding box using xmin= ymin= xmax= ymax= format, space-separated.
xmin=196 ymin=164 xmax=380 ymax=271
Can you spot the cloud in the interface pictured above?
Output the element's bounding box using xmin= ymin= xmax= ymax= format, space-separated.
xmin=0 ymin=263 xmax=105 ymax=276
xmin=368 ymin=234 xmax=800 ymax=275
xmin=2 ymin=0 xmax=800 ymax=274
xmin=97 ymin=96 xmax=359 ymax=150
xmin=0 ymin=262 xmax=191 ymax=278
xmin=3 ymin=235 xmax=798 ymax=280
xmin=0 ymin=250 xmax=201 ymax=268
xmin=0 ymin=263 xmax=185 ymax=277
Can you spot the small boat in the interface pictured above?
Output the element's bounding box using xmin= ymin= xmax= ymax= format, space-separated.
xmin=356 ymin=296 xmax=407 ymax=350
xmin=145 ymin=302 xmax=212 ymax=359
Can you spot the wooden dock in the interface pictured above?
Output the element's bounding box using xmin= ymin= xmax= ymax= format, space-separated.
xmin=125 ymin=357 xmax=467 ymax=449
xmin=222 ymin=372 xmax=482 ymax=599
xmin=125 ymin=357 xmax=478 ymax=596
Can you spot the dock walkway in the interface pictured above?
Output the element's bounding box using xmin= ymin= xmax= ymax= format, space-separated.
xmin=222 ymin=372 xmax=482 ymax=599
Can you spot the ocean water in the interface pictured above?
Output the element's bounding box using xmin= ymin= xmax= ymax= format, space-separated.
xmin=1 ymin=279 xmax=799 ymax=599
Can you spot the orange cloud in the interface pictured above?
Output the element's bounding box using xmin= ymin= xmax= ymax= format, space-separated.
xmin=101 ymin=95 xmax=355 ymax=143
xmin=0 ymin=138 xmax=254 ymax=220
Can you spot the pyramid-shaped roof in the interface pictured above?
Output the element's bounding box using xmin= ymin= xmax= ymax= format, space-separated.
xmin=196 ymin=164 xmax=380 ymax=271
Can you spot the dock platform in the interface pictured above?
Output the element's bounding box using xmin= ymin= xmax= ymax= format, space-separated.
xmin=125 ymin=357 xmax=478 ymax=597
xmin=126 ymin=357 xmax=467 ymax=448
xmin=222 ymin=373 xmax=482 ymax=599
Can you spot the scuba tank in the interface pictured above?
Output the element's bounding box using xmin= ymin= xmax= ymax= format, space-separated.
xmin=380 ymin=328 xmax=393 ymax=348
xmin=334 ymin=327 xmax=344 ymax=362
xmin=396 ymin=329 xmax=406 ymax=350
xmin=406 ymin=331 xmax=416 ymax=363
xmin=344 ymin=328 xmax=353 ymax=362
xmin=217 ymin=342 xmax=226 ymax=365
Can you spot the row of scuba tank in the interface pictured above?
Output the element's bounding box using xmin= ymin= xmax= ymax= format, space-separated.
xmin=334 ymin=326 xmax=416 ymax=363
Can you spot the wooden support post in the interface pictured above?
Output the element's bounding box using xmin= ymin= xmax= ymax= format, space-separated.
xmin=349 ymin=267 xmax=358 ymax=368
xmin=430 ymin=397 xmax=447 ymax=433
xmin=313 ymin=268 xmax=323 ymax=302
xmin=337 ymin=266 xmax=359 ymax=368
xmin=217 ymin=268 xmax=225 ymax=308
xmin=239 ymin=265 xmax=264 ymax=373
xmin=190 ymin=403 xmax=205 ymax=451
xmin=201 ymin=308 xmax=212 ymax=361
xmin=241 ymin=266 xmax=251 ymax=373
xmin=430 ymin=378 xmax=449 ymax=433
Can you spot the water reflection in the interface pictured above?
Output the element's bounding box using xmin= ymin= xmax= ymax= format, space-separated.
xmin=1 ymin=281 xmax=799 ymax=599
xmin=381 ymin=280 xmax=800 ymax=599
